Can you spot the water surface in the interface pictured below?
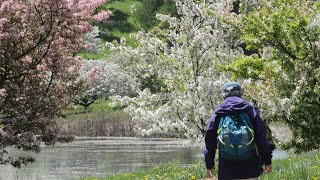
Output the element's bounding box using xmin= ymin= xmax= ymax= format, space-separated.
xmin=0 ymin=137 xmax=288 ymax=180
xmin=0 ymin=137 xmax=203 ymax=180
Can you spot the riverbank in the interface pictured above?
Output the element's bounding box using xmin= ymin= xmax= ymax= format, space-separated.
xmin=57 ymin=107 xmax=293 ymax=142
xmin=57 ymin=99 xmax=294 ymax=140
xmin=85 ymin=151 xmax=320 ymax=180
xmin=73 ymin=136 xmax=191 ymax=142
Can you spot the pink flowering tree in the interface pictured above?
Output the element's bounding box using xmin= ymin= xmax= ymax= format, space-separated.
xmin=0 ymin=0 xmax=111 ymax=167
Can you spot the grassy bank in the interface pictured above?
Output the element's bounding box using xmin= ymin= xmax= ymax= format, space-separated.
xmin=57 ymin=99 xmax=181 ymax=138
xmin=83 ymin=151 xmax=320 ymax=180
xmin=56 ymin=99 xmax=135 ymax=137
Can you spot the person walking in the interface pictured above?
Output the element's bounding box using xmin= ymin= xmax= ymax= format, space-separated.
xmin=204 ymin=82 xmax=274 ymax=180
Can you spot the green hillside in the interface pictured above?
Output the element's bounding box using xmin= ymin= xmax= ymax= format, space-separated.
xmin=80 ymin=0 xmax=143 ymax=59
xmin=79 ymin=0 xmax=178 ymax=59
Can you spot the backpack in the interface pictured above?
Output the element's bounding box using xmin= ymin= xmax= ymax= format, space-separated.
xmin=217 ymin=111 xmax=256 ymax=160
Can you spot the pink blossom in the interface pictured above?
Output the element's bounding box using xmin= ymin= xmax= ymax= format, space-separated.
xmin=0 ymin=0 xmax=111 ymax=166
xmin=68 ymin=0 xmax=108 ymax=19
xmin=86 ymin=66 xmax=102 ymax=84
xmin=21 ymin=55 xmax=32 ymax=63
xmin=92 ymin=10 xmax=112 ymax=22
xmin=0 ymin=0 xmax=13 ymax=12
xmin=0 ymin=18 xmax=7 ymax=28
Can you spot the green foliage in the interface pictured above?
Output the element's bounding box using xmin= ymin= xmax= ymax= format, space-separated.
xmin=223 ymin=56 xmax=266 ymax=80
xmin=240 ymin=0 xmax=320 ymax=152
xmin=241 ymin=0 xmax=319 ymax=72
xmin=283 ymin=91 xmax=320 ymax=152
xmin=64 ymin=98 xmax=121 ymax=116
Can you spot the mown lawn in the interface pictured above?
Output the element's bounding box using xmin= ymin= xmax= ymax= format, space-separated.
xmin=83 ymin=151 xmax=320 ymax=180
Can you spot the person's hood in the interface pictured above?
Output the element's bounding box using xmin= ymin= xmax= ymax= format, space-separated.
xmin=214 ymin=96 xmax=252 ymax=114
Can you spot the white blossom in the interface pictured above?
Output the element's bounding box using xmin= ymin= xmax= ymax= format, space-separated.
xmin=108 ymin=0 xmax=237 ymax=140
xmin=72 ymin=59 xmax=140 ymax=107
xmin=82 ymin=26 xmax=103 ymax=54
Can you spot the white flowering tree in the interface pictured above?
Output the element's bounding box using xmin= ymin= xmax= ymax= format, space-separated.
xmin=108 ymin=0 xmax=243 ymax=139
xmin=71 ymin=59 xmax=139 ymax=108
xmin=82 ymin=26 xmax=104 ymax=54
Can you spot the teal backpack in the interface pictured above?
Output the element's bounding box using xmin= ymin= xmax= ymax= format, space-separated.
xmin=217 ymin=112 xmax=257 ymax=160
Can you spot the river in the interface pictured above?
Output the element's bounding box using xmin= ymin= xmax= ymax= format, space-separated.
xmin=0 ymin=137 xmax=288 ymax=180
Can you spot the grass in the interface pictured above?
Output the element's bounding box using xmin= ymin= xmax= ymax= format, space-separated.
xmin=83 ymin=151 xmax=320 ymax=180
xmin=78 ymin=0 xmax=143 ymax=59
xmin=260 ymin=151 xmax=320 ymax=180
xmin=98 ymin=0 xmax=142 ymax=46
xmin=62 ymin=98 xmax=116 ymax=115
xmin=77 ymin=48 xmax=110 ymax=60
xmin=84 ymin=161 xmax=206 ymax=180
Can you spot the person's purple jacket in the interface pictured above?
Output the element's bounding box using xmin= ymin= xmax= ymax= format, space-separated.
xmin=204 ymin=96 xmax=274 ymax=179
